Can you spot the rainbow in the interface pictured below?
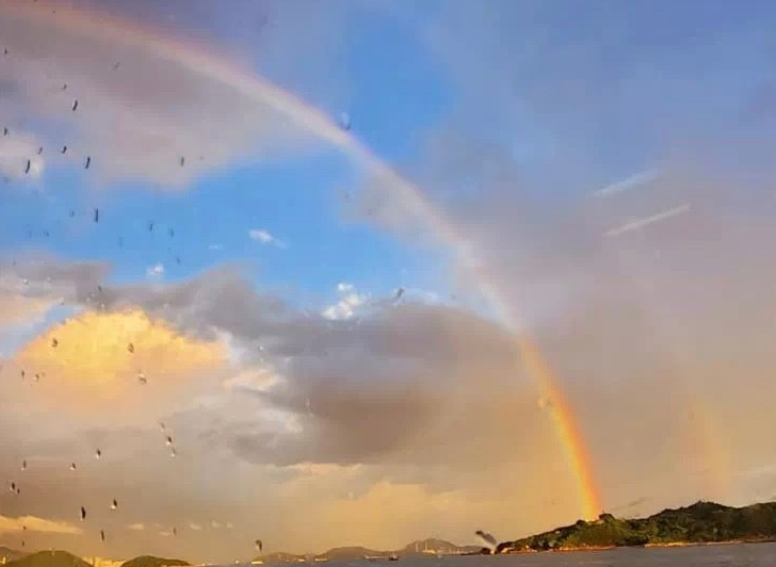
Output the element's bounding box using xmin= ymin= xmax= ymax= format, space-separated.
xmin=1 ymin=0 xmax=603 ymax=519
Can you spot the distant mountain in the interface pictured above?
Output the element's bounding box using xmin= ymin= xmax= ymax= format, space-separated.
xmin=120 ymin=557 xmax=189 ymax=567
xmin=255 ymin=537 xmax=479 ymax=563
xmin=498 ymin=500 xmax=776 ymax=552
xmin=5 ymin=551 xmax=90 ymax=567
xmin=254 ymin=552 xmax=304 ymax=564
xmin=400 ymin=538 xmax=480 ymax=555
xmin=320 ymin=547 xmax=384 ymax=561
xmin=0 ymin=547 xmax=28 ymax=563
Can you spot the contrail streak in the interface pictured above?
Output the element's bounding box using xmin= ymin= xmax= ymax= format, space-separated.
xmin=605 ymin=204 xmax=691 ymax=237
xmin=591 ymin=169 xmax=661 ymax=199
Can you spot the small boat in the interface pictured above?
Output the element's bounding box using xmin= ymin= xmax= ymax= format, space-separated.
xmin=388 ymin=555 xmax=399 ymax=562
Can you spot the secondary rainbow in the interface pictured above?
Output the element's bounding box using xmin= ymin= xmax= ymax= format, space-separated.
xmin=1 ymin=0 xmax=603 ymax=519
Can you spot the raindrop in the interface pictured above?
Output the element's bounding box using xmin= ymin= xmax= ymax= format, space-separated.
xmin=338 ymin=112 xmax=351 ymax=131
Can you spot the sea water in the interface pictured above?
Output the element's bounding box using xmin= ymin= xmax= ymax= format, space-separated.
xmin=227 ymin=543 xmax=776 ymax=567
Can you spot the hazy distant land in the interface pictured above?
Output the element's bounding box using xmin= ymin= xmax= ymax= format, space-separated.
xmin=4 ymin=501 xmax=776 ymax=566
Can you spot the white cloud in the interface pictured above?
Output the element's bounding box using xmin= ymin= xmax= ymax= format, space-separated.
xmin=322 ymin=283 xmax=368 ymax=321
xmin=127 ymin=523 xmax=146 ymax=531
xmin=146 ymin=263 xmax=165 ymax=278
xmin=0 ymin=514 xmax=82 ymax=535
xmin=208 ymin=243 xmax=223 ymax=251
xmin=248 ymin=229 xmax=287 ymax=249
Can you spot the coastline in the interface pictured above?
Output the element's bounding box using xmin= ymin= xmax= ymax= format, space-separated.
xmin=501 ymin=537 xmax=776 ymax=555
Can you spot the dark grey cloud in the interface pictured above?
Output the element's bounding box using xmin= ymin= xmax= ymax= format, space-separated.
xmin=58 ymin=265 xmax=534 ymax=469
xmin=0 ymin=256 xmax=108 ymax=308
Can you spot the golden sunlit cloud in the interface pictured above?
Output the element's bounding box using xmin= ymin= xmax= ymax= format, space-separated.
xmin=11 ymin=309 xmax=226 ymax=412
xmin=0 ymin=515 xmax=82 ymax=535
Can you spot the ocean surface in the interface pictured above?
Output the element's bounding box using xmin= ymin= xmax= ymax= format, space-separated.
xmin=228 ymin=544 xmax=776 ymax=567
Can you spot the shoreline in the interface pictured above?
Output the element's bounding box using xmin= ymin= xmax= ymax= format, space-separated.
xmin=501 ymin=537 xmax=776 ymax=555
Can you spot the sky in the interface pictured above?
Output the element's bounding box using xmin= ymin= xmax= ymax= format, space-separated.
xmin=2 ymin=0 xmax=776 ymax=563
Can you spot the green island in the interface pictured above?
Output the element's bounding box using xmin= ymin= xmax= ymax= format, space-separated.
xmin=0 ymin=553 xmax=189 ymax=567
xmin=119 ymin=556 xmax=190 ymax=567
xmin=497 ymin=501 xmax=776 ymax=553
xmin=2 ymin=551 xmax=91 ymax=567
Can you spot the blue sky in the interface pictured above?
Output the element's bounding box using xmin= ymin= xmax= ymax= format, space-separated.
xmin=2 ymin=0 xmax=775 ymax=316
